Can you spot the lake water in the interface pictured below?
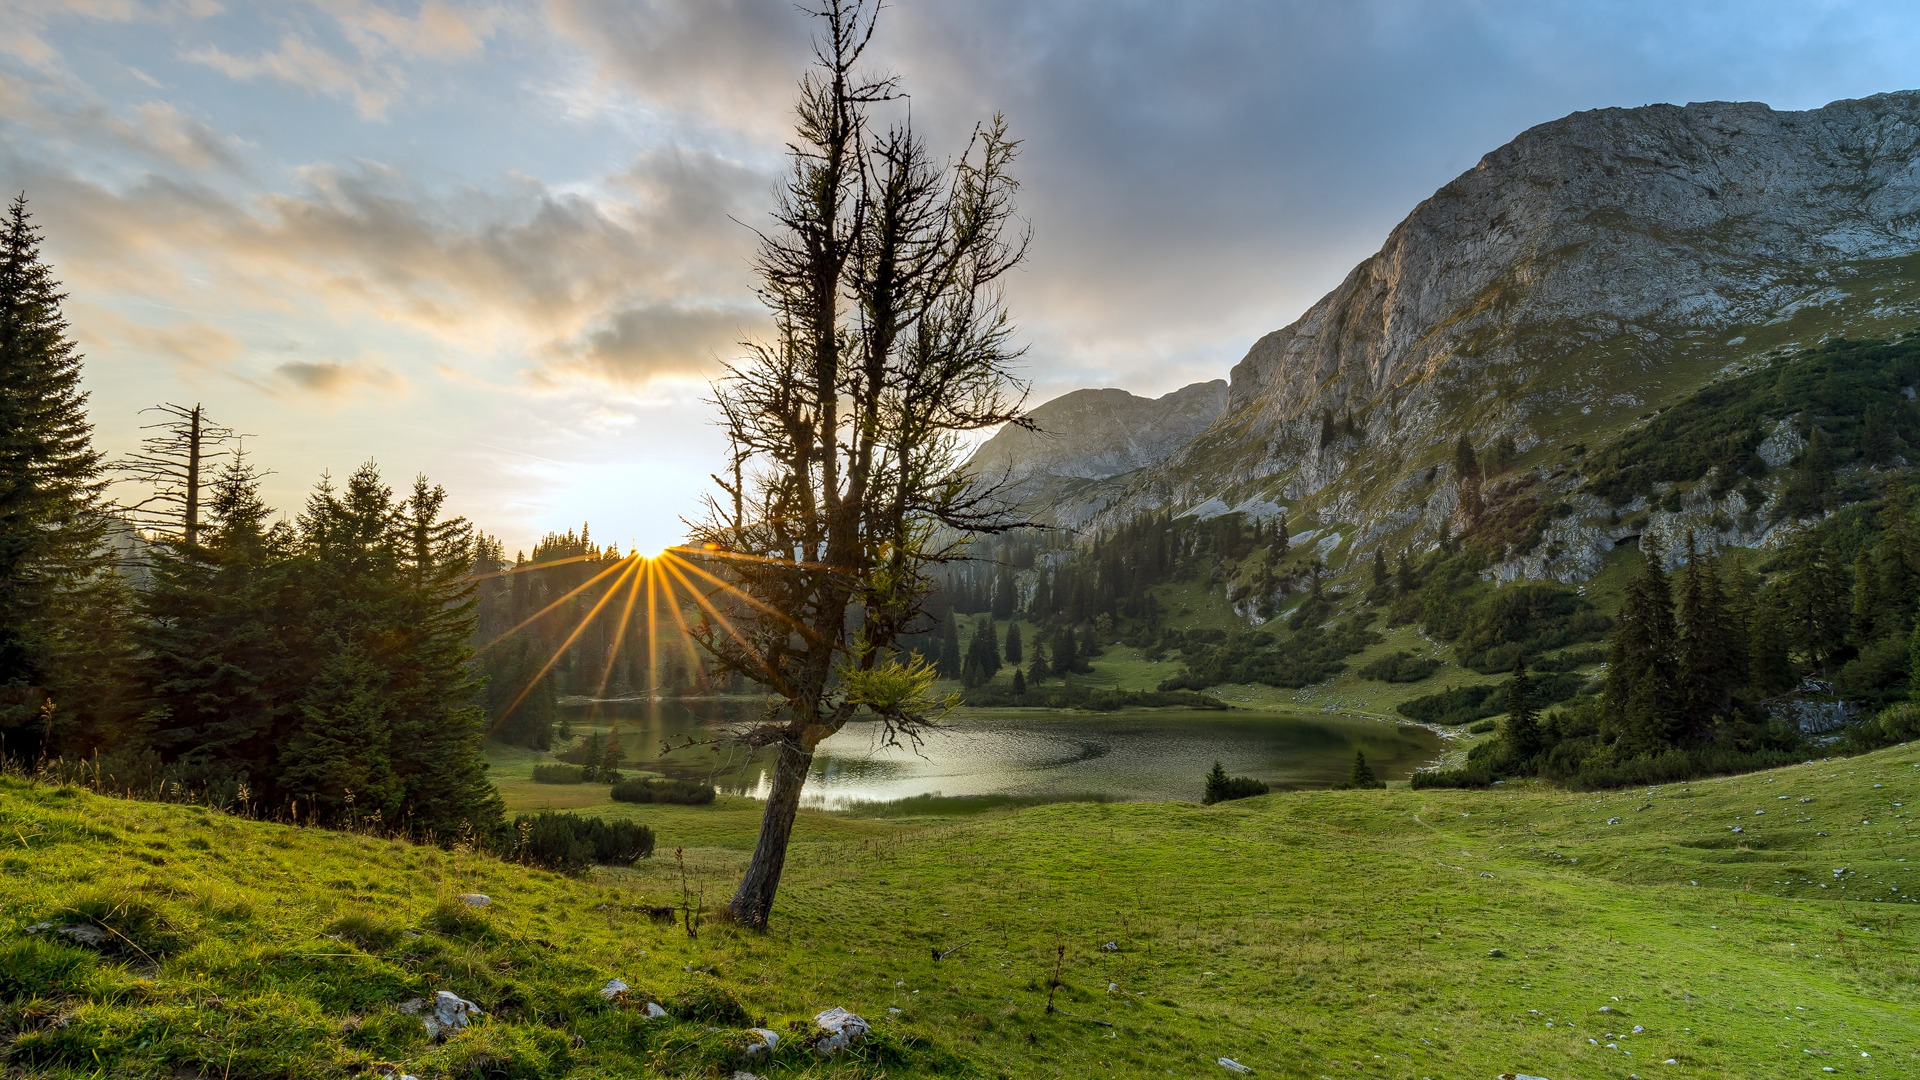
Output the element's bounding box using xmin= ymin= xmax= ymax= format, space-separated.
xmin=561 ymin=699 xmax=1444 ymax=808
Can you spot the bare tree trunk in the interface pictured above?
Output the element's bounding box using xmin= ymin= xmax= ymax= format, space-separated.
xmin=184 ymin=404 xmax=202 ymax=549
xmin=728 ymin=739 xmax=813 ymax=928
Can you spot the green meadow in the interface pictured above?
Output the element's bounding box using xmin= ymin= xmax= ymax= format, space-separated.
xmin=5 ymin=738 xmax=1919 ymax=1079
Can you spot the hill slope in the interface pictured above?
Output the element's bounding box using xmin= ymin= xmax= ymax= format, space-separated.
xmin=5 ymin=746 xmax=1919 ymax=1078
xmin=1008 ymin=91 xmax=1920 ymax=580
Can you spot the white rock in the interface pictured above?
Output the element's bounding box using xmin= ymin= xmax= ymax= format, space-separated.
xmin=1099 ymin=941 xmax=1120 ymax=952
xmin=400 ymin=990 xmax=484 ymax=1040
xmin=458 ymin=893 xmax=490 ymax=907
xmin=812 ymin=1006 xmax=870 ymax=1055
xmin=600 ymin=978 xmax=629 ymax=999
xmin=741 ymin=1028 xmax=779 ymax=1061
xmin=644 ymin=1002 xmax=668 ymax=1019
xmin=1217 ymin=1058 xmax=1254 ymax=1074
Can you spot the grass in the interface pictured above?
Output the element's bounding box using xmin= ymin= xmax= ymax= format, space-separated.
xmin=5 ymin=742 xmax=1920 ymax=1077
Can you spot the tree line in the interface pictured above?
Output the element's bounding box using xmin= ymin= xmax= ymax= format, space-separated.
xmin=0 ymin=196 xmax=505 ymax=841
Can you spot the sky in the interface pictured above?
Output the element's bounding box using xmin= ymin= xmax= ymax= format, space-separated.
xmin=5 ymin=1 xmax=1920 ymax=554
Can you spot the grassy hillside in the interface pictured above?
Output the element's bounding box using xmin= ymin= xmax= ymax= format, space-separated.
xmin=5 ymin=742 xmax=1919 ymax=1078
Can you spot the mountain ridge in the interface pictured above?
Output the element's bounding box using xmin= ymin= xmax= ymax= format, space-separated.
xmin=987 ymin=90 xmax=1920 ymax=579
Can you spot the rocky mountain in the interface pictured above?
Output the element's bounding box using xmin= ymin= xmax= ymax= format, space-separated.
xmin=1001 ymin=91 xmax=1920 ymax=579
xmin=967 ymin=381 xmax=1226 ymax=526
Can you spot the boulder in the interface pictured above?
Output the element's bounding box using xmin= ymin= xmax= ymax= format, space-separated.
xmin=400 ymin=990 xmax=484 ymax=1040
xmin=811 ymin=1006 xmax=870 ymax=1055
xmin=1217 ymin=1057 xmax=1254 ymax=1074
xmin=599 ymin=978 xmax=629 ymax=999
xmin=740 ymin=1028 xmax=779 ymax=1062
xmin=458 ymin=893 xmax=490 ymax=907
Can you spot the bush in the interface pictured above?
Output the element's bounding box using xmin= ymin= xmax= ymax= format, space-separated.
xmin=1202 ymin=761 xmax=1269 ymax=804
xmin=1410 ymin=765 xmax=1492 ymax=789
xmin=609 ymin=777 xmax=716 ymax=805
xmin=512 ymin=812 xmax=655 ymax=873
xmin=531 ymin=763 xmax=588 ymax=784
xmin=1466 ymin=719 xmax=1497 ymax=734
xmin=1358 ymin=651 xmax=1441 ymax=683
xmin=1844 ymin=701 xmax=1920 ymax=752
xmin=420 ymin=1023 xmax=573 ymax=1080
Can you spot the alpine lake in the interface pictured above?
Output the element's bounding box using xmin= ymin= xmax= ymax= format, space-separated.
xmin=519 ymin=698 xmax=1445 ymax=809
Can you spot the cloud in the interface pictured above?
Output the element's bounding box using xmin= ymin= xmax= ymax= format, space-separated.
xmin=182 ymin=1 xmax=506 ymax=119
xmin=185 ymin=35 xmax=407 ymax=120
xmin=561 ymin=302 xmax=757 ymax=383
xmin=273 ymin=359 xmax=406 ymax=397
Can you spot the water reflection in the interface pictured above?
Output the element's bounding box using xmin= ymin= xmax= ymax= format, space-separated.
xmin=563 ymin=698 xmax=1442 ymax=808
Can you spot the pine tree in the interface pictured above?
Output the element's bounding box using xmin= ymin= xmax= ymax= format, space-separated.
xmin=1371 ymin=549 xmax=1389 ymax=590
xmin=1502 ymin=658 xmax=1543 ymax=762
xmin=1273 ymin=512 xmax=1289 ymax=558
xmin=1028 ymin=639 xmax=1049 ymax=684
xmin=1676 ymin=536 xmax=1741 ymax=741
xmin=1779 ymin=530 xmax=1851 ymax=672
xmin=1348 ymin=750 xmax=1379 ymax=789
xmin=1004 ymin=621 xmax=1023 ymax=665
xmin=278 ymin=638 xmax=401 ymax=826
xmin=143 ymin=453 xmax=295 ymax=780
xmin=1748 ymin=584 xmax=1798 ymax=697
xmin=1012 ymin=667 xmax=1026 ymax=697
xmin=1204 ymin=760 xmax=1228 ymax=803
xmin=581 ymin=732 xmax=604 ymax=778
xmin=1453 ymin=436 xmax=1483 ymax=522
xmin=0 ymin=195 xmax=118 ymax=760
xmin=1604 ymin=541 xmax=1681 ymax=753
xmin=1051 ymin=626 xmax=1078 ymax=676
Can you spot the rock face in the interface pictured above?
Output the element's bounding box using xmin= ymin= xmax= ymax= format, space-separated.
xmin=967 ymin=381 xmax=1226 ymax=526
xmin=997 ymin=91 xmax=1920 ymax=574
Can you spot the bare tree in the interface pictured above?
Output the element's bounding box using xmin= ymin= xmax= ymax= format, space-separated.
xmin=687 ymin=0 xmax=1033 ymax=929
xmin=115 ymin=403 xmax=239 ymax=547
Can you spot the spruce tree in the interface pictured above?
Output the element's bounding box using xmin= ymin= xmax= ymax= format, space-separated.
xmin=1012 ymin=667 xmax=1026 ymax=697
xmin=0 ymin=195 xmax=118 ymax=760
xmin=1204 ymin=760 xmax=1228 ymax=804
xmin=1348 ymin=750 xmax=1379 ymax=789
xmin=1676 ymin=537 xmax=1741 ymax=740
xmin=581 ymin=732 xmax=604 ymax=778
xmin=1274 ymin=512 xmax=1289 ymax=558
xmin=278 ymin=637 xmax=401 ymax=826
xmin=1052 ymin=625 xmax=1078 ymax=676
xmin=1502 ymin=658 xmax=1543 ymax=763
xmin=143 ymin=452 xmax=295 ymax=781
xmin=1748 ymin=584 xmax=1798 ymax=697
xmin=1004 ymin=621 xmax=1023 ymax=665
xmin=1028 ymin=639 xmax=1049 ymax=684
xmin=1604 ymin=541 xmax=1681 ymax=753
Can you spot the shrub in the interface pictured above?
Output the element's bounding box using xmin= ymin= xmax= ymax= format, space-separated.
xmin=1202 ymin=761 xmax=1269 ymax=804
xmin=531 ymin=763 xmax=588 ymax=784
xmin=512 ymin=812 xmax=655 ymax=873
xmin=1358 ymin=651 xmax=1440 ymax=683
xmin=1844 ymin=701 xmax=1920 ymax=752
xmin=1466 ymin=719 xmax=1497 ymax=734
xmin=609 ymin=777 xmax=716 ymax=805
xmin=1410 ymin=765 xmax=1492 ymax=789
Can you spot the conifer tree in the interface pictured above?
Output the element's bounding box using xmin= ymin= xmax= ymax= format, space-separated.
xmin=1502 ymin=658 xmax=1542 ymax=762
xmin=1604 ymin=541 xmax=1681 ymax=753
xmin=1273 ymin=512 xmax=1289 ymax=558
xmin=1051 ymin=625 xmax=1079 ymax=676
xmin=1204 ymin=760 xmax=1228 ymax=803
xmin=581 ymin=732 xmax=604 ymax=778
xmin=1371 ymin=549 xmax=1389 ymax=590
xmin=1348 ymin=750 xmax=1379 ymax=789
xmin=143 ymin=452 xmax=295 ymax=780
xmin=1012 ymin=667 xmax=1026 ymax=697
xmin=1748 ymin=584 xmax=1798 ymax=697
xmin=1004 ymin=620 xmax=1023 ymax=665
xmin=279 ymin=637 xmax=401 ymax=825
xmin=1027 ymin=639 xmax=1048 ymax=684
xmin=1676 ymin=536 xmax=1741 ymax=739
xmin=0 ymin=195 xmax=120 ymax=760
